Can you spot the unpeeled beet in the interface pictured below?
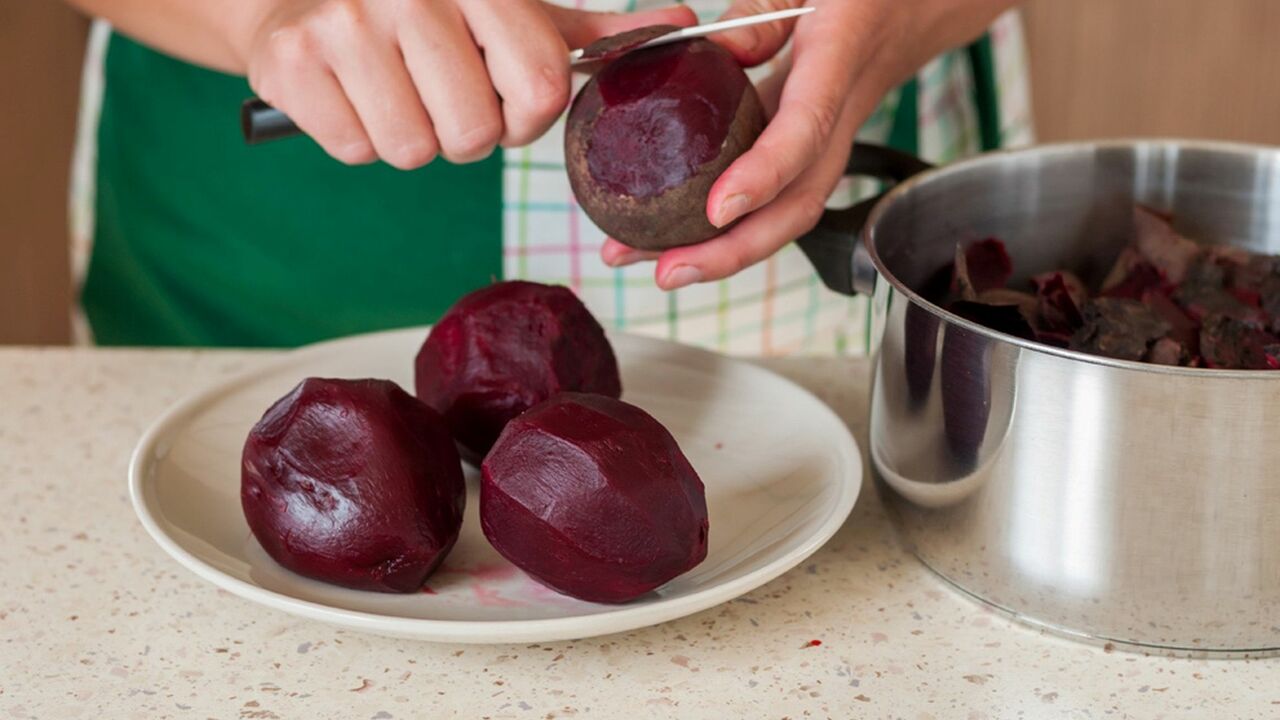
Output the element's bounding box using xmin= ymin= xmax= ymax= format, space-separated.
xmin=480 ymin=393 xmax=709 ymax=604
xmin=241 ymin=378 xmax=465 ymax=593
xmin=415 ymin=281 xmax=622 ymax=462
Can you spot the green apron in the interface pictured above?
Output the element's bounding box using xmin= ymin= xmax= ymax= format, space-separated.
xmin=83 ymin=33 xmax=1000 ymax=348
xmin=84 ymin=34 xmax=501 ymax=347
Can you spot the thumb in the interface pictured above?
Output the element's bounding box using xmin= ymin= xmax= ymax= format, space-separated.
xmin=542 ymin=3 xmax=698 ymax=50
xmin=713 ymin=0 xmax=804 ymax=66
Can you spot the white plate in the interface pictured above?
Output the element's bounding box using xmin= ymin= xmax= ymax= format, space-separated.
xmin=129 ymin=328 xmax=861 ymax=643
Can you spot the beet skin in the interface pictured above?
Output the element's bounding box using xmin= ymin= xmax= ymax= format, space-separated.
xmin=415 ymin=281 xmax=622 ymax=462
xmin=241 ymin=378 xmax=465 ymax=593
xmin=480 ymin=393 xmax=709 ymax=604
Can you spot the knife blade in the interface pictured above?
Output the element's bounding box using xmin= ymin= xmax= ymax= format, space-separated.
xmin=568 ymin=6 xmax=815 ymax=64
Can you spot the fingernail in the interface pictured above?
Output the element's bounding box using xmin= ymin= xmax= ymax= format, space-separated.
xmin=662 ymin=265 xmax=703 ymax=290
xmin=606 ymin=249 xmax=645 ymax=267
xmin=713 ymin=193 xmax=751 ymax=228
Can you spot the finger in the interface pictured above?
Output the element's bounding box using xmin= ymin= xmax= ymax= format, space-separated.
xmin=462 ymin=0 xmax=571 ymax=147
xmin=309 ymin=1 xmax=438 ymax=169
xmin=705 ymin=10 xmax=873 ymax=229
xmin=399 ymin=2 xmax=503 ymax=163
xmin=655 ymin=104 xmax=859 ymax=288
xmin=712 ymin=0 xmax=803 ymax=66
xmin=753 ymin=54 xmax=792 ymax=116
xmin=250 ymin=28 xmax=376 ymax=165
xmin=542 ymin=2 xmax=698 ymax=50
xmin=601 ymin=238 xmax=660 ymax=267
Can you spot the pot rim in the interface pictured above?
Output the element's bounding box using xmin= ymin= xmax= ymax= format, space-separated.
xmin=863 ymin=137 xmax=1280 ymax=379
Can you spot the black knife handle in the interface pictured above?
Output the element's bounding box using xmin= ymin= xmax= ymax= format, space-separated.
xmin=241 ymin=98 xmax=301 ymax=144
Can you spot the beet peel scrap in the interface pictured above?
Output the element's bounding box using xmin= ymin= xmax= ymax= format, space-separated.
xmin=934 ymin=207 xmax=1280 ymax=369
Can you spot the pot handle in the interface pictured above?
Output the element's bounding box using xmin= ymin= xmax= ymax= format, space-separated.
xmin=796 ymin=143 xmax=933 ymax=296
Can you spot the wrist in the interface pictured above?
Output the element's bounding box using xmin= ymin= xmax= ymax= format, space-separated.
xmin=224 ymin=0 xmax=284 ymax=73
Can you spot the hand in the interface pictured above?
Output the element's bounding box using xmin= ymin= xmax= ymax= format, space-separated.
xmin=601 ymin=0 xmax=1017 ymax=289
xmin=241 ymin=0 xmax=696 ymax=168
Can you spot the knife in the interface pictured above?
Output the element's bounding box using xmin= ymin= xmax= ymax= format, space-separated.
xmin=241 ymin=6 xmax=815 ymax=145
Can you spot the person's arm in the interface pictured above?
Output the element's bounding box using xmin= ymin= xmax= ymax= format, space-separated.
xmin=64 ymin=0 xmax=697 ymax=168
xmin=600 ymin=0 xmax=1023 ymax=289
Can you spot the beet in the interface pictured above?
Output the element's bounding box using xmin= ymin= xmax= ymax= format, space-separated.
xmin=480 ymin=393 xmax=708 ymax=604
xmin=241 ymin=378 xmax=465 ymax=593
xmin=415 ymin=281 xmax=621 ymax=463
xmin=565 ymin=38 xmax=765 ymax=250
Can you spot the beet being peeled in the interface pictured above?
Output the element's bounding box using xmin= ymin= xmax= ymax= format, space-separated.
xmin=565 ymin=35 xmax=765 ymax=251
xmin=415 ymin=281 xmax=622 ymax=462
xmin=241 ymin=378 xmax=465 ymax=593
xmin=480 ymin=393 xmax=709 ymax=604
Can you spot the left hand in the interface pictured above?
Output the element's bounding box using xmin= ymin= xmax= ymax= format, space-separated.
xmin=600 ymin=0 xmax=1018 ymax=290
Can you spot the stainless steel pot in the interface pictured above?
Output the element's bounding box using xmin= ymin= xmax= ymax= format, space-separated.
xmin=798 ymin=140 xmax=1280 ymax=655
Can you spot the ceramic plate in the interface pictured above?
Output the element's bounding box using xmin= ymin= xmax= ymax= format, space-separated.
xmin=130 ymin=328 xmax=861 ymax=643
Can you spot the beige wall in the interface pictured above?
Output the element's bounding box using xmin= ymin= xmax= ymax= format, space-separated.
xmin=1022 ymin=0 xmax=1280 ymax=145
xmin=0 ymin=2 xmax=85 ymax=344
xmin=2 ymin=1 xmax=1279 ymax=344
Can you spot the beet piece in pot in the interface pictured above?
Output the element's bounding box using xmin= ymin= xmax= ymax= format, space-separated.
xmin=952 ymin=239 xmax=1013 ymax=298
xmin=1174 ymin=254 xmax=1265 ymax=323
xmin=241 ymin=378 xmax=465 ymax=593
xmin=1143 ymin=290 xmax=1200 ymax=357
xmin=1199 ymin=314 xmax=1280 ymax=369
xmin=415 ymin=281 xmax=622 ymax=463
xmin=1133 ymin=205 xmax=1199 ymax=284
xmin=1033 ymin=272 xmax=1085 ymax=334
xmin=1099 ymin=259 xmax=1165 ymax=301
xmin=1148 ymin=337 xmax=1190 ymax=366
xmin=480 ymin=393 xmax=708 ymax=604
xmin=1070 ymin=298 xmax=1171 ymax=362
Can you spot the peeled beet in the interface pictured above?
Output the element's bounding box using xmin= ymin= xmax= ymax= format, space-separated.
xmin=565 ymin=36 xmax=765 ymax=250
xmin=480 ymin=393 xmax=709 ymax=603
xmin=241 ymin=378 xmax=465 ymax=593
xmin=415 ymin=281 xmax=622 ymax=462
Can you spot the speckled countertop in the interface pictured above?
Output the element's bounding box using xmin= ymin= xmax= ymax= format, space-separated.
xmin=2 ymin=348 xmax=1276 ymax=719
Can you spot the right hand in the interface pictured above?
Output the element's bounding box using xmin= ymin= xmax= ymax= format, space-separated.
xmin=240 ymin=0 xmax=696 ymax=168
